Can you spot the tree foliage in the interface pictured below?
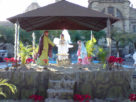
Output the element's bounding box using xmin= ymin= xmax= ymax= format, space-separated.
xmin=0 ymin=26 xmax=14 ymax=44
xmin=0 ymin=25 xmax=106 ymax=45
xmin=111 ymin=27 xmax=136 ymax=56
xmin=69 ymin=30 xmax=106 ymax=43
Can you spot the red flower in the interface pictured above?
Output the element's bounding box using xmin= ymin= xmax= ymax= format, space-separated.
xmin=4 ymin=57 xmax=18 ymax=63
xmin=29 ymin=95 xmax=36 ymax=99
xmin=37 ymin=96 xmax=43 ymax=101
xmin=43 ymin=59 xmax=48 ymax=63
xmin=129 ymin=94 xmax=136 ymax=101
xmin=116 ymin=57 xmax=123 ymax=64
xmin=9 ymin=58 xmax=18 ymax=63
xmin=4 ymin=58 xmax=10 ymax=62
xmin=74 ymin=94 xmax=91 ymax=102
xmin=26 ymin=58 xmax=33 ymax=64
xmin=9 ymin=58 xmax=14 ymax=62
xmin=108 ymin=56 xmax=116 ymax=64
xmin=83 ymin=94 xmax=91 ymax=100
xmin=29 ymin=95 xmax=44 ymax=102
xmin=107 ymin=56 xmax=124 ymax=64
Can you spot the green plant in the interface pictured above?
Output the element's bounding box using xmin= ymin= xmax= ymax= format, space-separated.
xmin=0 ymin=79 xmax=17 ymax=97
xmin=86 ymin=35 xmax=97 ymax=57
xmin=32 ymin=44 xmax=39 ymax=62
xmin=34 ymin=44 xmax=39 ymax=54
xmin=19 ymin=41 xmax=33 ymax=64
xmin=97 ymin=47 xmax=108 ymax=68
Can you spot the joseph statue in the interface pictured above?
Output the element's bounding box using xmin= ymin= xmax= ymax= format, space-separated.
xmin=37 ymin=31 xmax=55 ymax=65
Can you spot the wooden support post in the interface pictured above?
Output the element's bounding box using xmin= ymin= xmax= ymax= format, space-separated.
xmin=107 ymin=18 xmax=112 ymax=57
xmin=14 ymin=20 xmax=20 ymax=69
xmin=32 ymin=32 xmax=36 ymax=63
xmin=106 ymin=18 xmax=112 ymax=70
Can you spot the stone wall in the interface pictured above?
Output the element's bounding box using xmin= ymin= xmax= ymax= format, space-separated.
xmin=0 ymin=71 xmax=49 ymax=99
xmin=0 ymin=70 xmax=133 ymax=100
xmin=74 ymin=71 xmax=132 ymax=99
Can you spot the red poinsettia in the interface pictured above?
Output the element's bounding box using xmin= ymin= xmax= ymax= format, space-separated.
xmin=107 ymin=56 xmax=124 ymax=69
xmin=4 ymin=58 xmax=9 ymax=62
xmin=26 ymin=58 xmax=34 ymax=64
xmin=73 ymin=94 xmax=91 ymax=102
xmin=4 ymin=57 xmax=18 ymax=63
xmin=10 ymin=58 xmax=18 ymax=63
xmin=116 ymin=57 xmax=123 ymax=64
xmin=107 ymin=56 xmax=116 ymax=64
xmin=43 ymin=59 xmax=48 ymax=64
xmin=83 ymin=94 xmax=91 ymax=101
xmin=129 ymin=94 xmax=136 ymax=101
xmin=29 ymin=95 xmax=44 ymax=102
xmin=108 ymin=56 xmax=124 ymax=64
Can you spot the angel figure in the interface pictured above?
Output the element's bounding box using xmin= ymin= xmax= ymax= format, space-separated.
xmin=53 ymin=30 xmax=73 ymax=65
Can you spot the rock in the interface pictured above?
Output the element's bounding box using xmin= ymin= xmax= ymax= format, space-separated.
xmin=93 ymin=98 xmax=105 ymax=102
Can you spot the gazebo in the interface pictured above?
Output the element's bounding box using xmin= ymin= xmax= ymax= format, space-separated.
xmin=8 ymin=0 xmax=118 ymax=61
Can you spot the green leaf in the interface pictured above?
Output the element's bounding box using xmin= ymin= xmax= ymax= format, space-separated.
xmin=0 ymin=79 xmax=17 ymax=97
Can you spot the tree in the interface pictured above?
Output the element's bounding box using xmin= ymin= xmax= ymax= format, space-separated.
xmin=0 ymin=24 xmax=106 ymax=45
xmin=69 ymin=30 xmax=106 ymax=43
xmin=111 ymin=27 xmax=136 ymax=57
xmin=120 ymin=33 xmax=136 ymax=53
xmin=0 ymin=26 xmax=14 ymax=44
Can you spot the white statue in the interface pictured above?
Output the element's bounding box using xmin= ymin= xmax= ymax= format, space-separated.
xmin=62 ymin=29 xmax=72 ymax=44
xmin=133 ymin=52 xmax=136 ymax=66
xmin=53 ymin=29 xmax=73 ymax=62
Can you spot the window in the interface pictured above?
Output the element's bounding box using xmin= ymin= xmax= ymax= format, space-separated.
xmin=101 ymin=8 xmax=105 ymax=13
xmin=116 ymin=9 xmax=123 ymax=19
xmin=108 ymin=7 xmax=114 ymax=16
xmin=133 ymin=25 xmax=136 ymax=32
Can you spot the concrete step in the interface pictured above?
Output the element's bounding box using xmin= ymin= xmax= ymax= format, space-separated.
xmin=45 ymin=98 xmax=73 ymax=102
xmin=47 ymin=89 xmax=73 ymax=99
xmin=49 ymin=80 xmax=75 ymax=83
xmin=48 ymin=80 xmax=75 ymax=89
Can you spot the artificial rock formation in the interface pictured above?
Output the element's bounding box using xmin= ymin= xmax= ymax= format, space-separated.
xmin=0 ymin=65 xmax=133 ymax=100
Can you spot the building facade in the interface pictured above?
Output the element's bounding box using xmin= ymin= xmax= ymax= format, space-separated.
xmin=56 ymin=0 xmax=62 ymax=2
xmin=88 ymin=0 xmax=136 ymax=33
xmin=25 ymin=1 xmax=40 ymax=12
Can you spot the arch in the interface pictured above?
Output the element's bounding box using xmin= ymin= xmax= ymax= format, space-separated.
xmin=101 ymin=8 xmax=105 ymax=13
xmin=107 ymin=6 xmax=114 ymax=16
xmin=116 ymin=8 xmax=123 ymax=19
xmin=133 ymin=25 xmax=136 ymax=32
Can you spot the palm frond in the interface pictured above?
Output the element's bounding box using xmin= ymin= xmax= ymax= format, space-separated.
xmin=19 ymin=41 xmax=33 ymax=64
xmin=0 ymin=79 xmax=17 ymax=97
xmin=0 ymin=88 xmax=6 ymax=97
